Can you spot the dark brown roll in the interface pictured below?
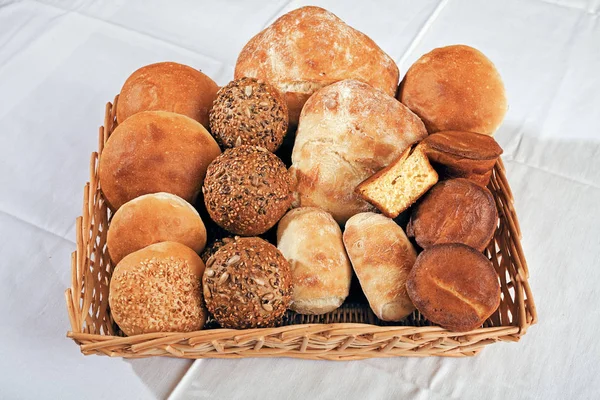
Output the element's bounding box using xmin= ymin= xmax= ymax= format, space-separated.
xmin=406 ymin=243 xmax=501 ymax=332
xmin=202 ymin=237 xmax=292 ymax=329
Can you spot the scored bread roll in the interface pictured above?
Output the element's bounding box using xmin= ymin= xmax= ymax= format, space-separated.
xmin=277 ymin=207 xmax=352 ymax=315
xmin=107 ymin=193 xmax=207 ymax=264
xmin=235 ymin=6 xmax=399 ymax=125
xmin=343 ymin=213 xmax=417 ymax=321
xmin=117 ymin=62 xmax=219 ymax=128
xmin=290 ymin=79 xmax=427 ymax=224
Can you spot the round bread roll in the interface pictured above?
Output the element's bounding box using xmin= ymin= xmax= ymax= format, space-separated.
xmin=203 ymin=237 xmax=292 ymax=329
xmin=107 ymin=193 xmax=207 ymax=264
xmin=277 ymin=207 xmax=352 ymax=315
xmin=99 ymin=111 xmax=221 ymax=210
xmin=109 ymin=241 xmax=207 ymax=336
xmin=399 ymin=45 xmax=507 ymax=136
xmin=203 ymin=145 xmax=293 ymax=236
xmin=117 ymin=61 xmax=219 ymax=128
xmin=407 ymin=178 xmax=498 ymax=252
xmin=290 ymin=79 xmax=427 ymax=224
xmin=209 ymin=77 xmax=288 ymax=152
xmin=406 ymin=243 xmax=501 ymax=332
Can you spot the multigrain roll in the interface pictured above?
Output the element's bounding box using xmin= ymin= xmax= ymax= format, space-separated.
xmin=203 ymin=237 xmax=292 ymax=329
xmin=107 ymin=193 xmax=207 ymax=264
xmin=406 ymin=243 xmax=501 ymax=332
xmin=235 ymin=6 xmax=399 ymax=124
xmin=277 ymin=207 xmax=352 ymax=315
xmin=108 ymin=242 xmax=207 ymax=336
xmin=344 ymin=213 xmax=417 ymax=321
xmin=117 ymin=62 xmax=219 ymax=128
xmin=203 ymin=146 xmax=293 ymax=236
xmin=399 ymin=45 xmax=507 ymax=135
xmin=209 ymin=77 xmax=288 ymax=152
xmin=99 ymin=111 xmax=221 ymax=210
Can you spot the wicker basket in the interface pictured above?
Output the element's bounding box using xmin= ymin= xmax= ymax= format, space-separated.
xmin=65 ymin=97 xmax=537 ymax=360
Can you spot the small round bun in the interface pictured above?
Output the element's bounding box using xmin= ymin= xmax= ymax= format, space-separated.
xmin=202 ymin=237 xmax=292 ymax=329
xmin=109 ymin=242 xmax=207 ymax=336
xmin=399 ymin=45 xmax=507 ymax=136
xmin=99 ymin=111 xmax=221 ymax=210
xmin=406 ymin=243 xmax=500 ymax=332
xmin=203 ymin=145 xmax=293 ymax=236
xmin=209 ymin=77 xmax=288 ymax=152
xmin=117 ymin=62 xmax=219 ymax=128
xmin=107 ymin=193 xmax=207 ymax=264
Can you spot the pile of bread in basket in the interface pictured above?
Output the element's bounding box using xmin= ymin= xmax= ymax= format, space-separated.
xmin=100 ymin=6 xmax=509 ymax=336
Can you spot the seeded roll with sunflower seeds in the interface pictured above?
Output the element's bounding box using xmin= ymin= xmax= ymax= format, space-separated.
xmin=203 ymin=237 xmax=292 ymax=329
xmin=200 ymin=235 xmax=240 ymax=263
xmin=202 ymin=145 xmax=293 ymax=236
xmin=209 ymin=77 xmax=288 ymax=152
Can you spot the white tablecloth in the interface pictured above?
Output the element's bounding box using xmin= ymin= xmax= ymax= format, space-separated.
xmin=1 ymin=1 xmax=599 ymax=399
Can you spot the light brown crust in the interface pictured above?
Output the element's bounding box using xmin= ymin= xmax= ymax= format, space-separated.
xmin=202 ymin=237 xmax=292 ymax=329
xmin=276 ymin=207 xmax=352 ymax=315
xmin=117 ymin=62 xmax=219 ymax=128
xmin=420 ymin=131 xmax=503 ymax=186
xmin=203 ymin=145 xmax=293 ymax=236
xmin=399 ymin=45 xmax=507 ymax=136
xmin=108 ymin=242 xmax=207 ymax=336
xmin=407 ymin=178 xmax=498 ymax=251
xmin=98 ymin=111 xmax=221 ymax=210
xmin=290 ymin=79 xmax=428 ymax=224
xmin=234 ymin=6 xmax=399 ymax=125
xmin=406 ymin=243 xmax=501 ymax=332
xmin=107 ymin=193 xmax=207 ymax=264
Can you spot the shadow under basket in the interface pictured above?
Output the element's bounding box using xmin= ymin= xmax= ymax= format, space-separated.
xmin=65 ymin=97 xmax=537 ymax=360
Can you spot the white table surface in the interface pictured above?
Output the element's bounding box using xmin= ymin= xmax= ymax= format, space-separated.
xmin=1 ymin=0 xmax=599 ymax=399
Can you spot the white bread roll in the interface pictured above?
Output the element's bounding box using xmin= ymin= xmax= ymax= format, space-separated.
xmin=343 ymin=212 xmax=417 ymax=321
xmin=290 ymin=80 xmax=427 ymax=224
xmin=276 ymin=207 xmax=352 ymax=314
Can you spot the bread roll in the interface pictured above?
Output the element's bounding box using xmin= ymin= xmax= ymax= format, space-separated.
xmin=99 ymin=111 xmax=221 ymax=210
xmin=290 ymin=79 xmax=427 ymax=224
xmin=235 ymin=6 xmax=399 ymax=125
xmin=107 ymin=193 xmax=207 ymax=264
xmin=276 ymin=207 xmax=352 ymax=315
xmin=343 ymin=213 xmax=416 ymax=321
xmin=399 ymin=45 xmax=507 ymax=135
xmin=109 ymin=242 xmax=207 ymax=336
xmin=406 ymin=243 xmax=501 ymax=332
xmin=117 ymin=62 xmax=218 ymax=128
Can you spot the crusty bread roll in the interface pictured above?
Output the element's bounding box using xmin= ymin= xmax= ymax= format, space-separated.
xmin=343 ymin=213 xmax=417 ymax=321
xmin=107 ymin=193 xmax=207 ymax=264
xmin=235 ymin=6 xmax=399 ymax=125
xmin=99 ymin=111 xmax=221 ymax=210
xmin=399 ymin=45 xmax=507 ymax=136
xmin=117 ymin=62 xmax=219 ymax=128
xmin=290 ymin=80 xmax=427 ymax=224
xmin=109 ymin=242 xmax=207 ymax=336
xmin=276 ymin=207 xmax=352 ymax=315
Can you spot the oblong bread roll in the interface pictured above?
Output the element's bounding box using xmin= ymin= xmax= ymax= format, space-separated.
xmin=276 ymin=207 xmax=352 ymax=315
xmin=343 ymin=212 xmax=416 ymax=321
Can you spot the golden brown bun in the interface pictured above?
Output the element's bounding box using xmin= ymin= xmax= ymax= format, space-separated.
xmin=276 ymin=207 xmax=352 ymax=315
xmin=399 ymin=45 xmax=507 ymax=136
xmin=117 ymin=62 xmax=218 ymax=128
xmin=356 ymin=146 xmax=438 ymax=218
xmin=407 ymin=178 xmax=498 ymax=251
xmin=290 ymin=80 xmax=428 ymax=224
xmin=109 ymin=242 xmax=207 ymax=336
xmin=234 ymin=6 xmax=399 ymax=125
xmin=420 ymin=131 xmax=503 ymax=186
xmin=99 ymin=111 xmax=221 ymax=210
xmin=406 ymin=243 xmax=500 ymax=332
xmin=107 ymin=193 xmax=207 ymax=264
xmin=344 ymin=213 xmax=416 ymax=321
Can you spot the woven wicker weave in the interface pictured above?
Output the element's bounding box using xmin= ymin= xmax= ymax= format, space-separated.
xmin=65 ymin=97 xmax=537 ymax=360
